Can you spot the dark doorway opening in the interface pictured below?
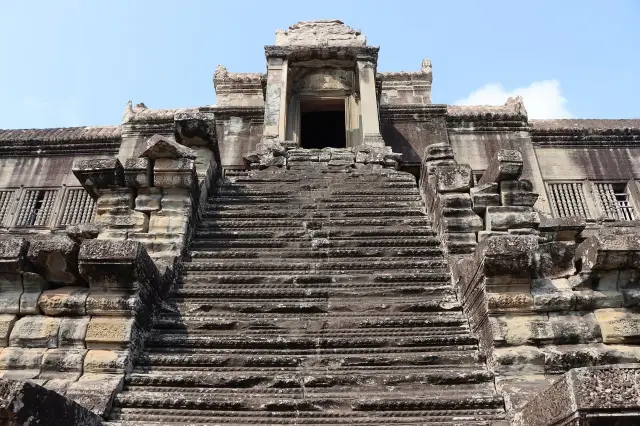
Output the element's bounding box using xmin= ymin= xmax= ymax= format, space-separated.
xmin=300 ymin=99 xmax=346 ymax=149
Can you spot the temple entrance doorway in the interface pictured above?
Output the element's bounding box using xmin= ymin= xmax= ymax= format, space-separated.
xmin=299 ymin=98 xmax=346 ymax=149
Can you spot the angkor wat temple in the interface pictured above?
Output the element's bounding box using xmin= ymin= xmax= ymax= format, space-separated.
xmin=1 ymin=20 xmax=640 ymax=425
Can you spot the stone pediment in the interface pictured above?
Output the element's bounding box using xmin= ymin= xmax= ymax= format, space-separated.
xmin=140 ymin=134 xmax=197 ymax=160
xmin=275 ymin=20 xmax=366 ymax=47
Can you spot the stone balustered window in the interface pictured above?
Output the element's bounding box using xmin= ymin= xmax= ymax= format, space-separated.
xmin=0 ymin=190 xmax=14 ymax=226
xmin=548 ymin=183 xmax=592 ymax=219
xmin=14 ymin=189 xmax=58 ymax=227
xmin=58 ymin=187 xmax=96 ymax=226
xmin=595 ymin=182 xmax=635 ymax=221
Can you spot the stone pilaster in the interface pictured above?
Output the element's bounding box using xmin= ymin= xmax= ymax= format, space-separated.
xmin=357 ymin=55 xmax=384 ymax=148
xmin=263 ymin=56 xmax=289 ymax=140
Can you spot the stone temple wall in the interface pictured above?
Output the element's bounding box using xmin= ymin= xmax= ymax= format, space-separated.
xmin=0 ymin=18 xmax=639 ymax=425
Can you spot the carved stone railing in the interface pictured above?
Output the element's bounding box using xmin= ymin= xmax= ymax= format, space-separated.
xmin=420 ymin=142 xmax=640 ymax=423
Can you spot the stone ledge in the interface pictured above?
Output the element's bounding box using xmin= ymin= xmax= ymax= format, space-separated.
xmin=515 ymin=364 xmax=640 ymax=426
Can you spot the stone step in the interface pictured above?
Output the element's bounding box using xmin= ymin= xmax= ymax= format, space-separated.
xmin=134 ymin=350 xmax=484 ymax=369
xmin=109 ymin=407 xmax=507 ymax=425
xmin=201 ymin=208 xmax=426 ymax=219
xmin=196 ymin=217 xmax=431 ymax=229
xmin=206 ymin=201 xmax=423 ymax=211
xmin=179 ymin=272 xmax=453 ymax=284
xmin=172 ymin=284 xmax=454 ymax=298
xmin=160 ymin=296 xmax=459 ymax=315
xmin=182 ymin=258 xmax=449 ymax=272
xmin=210 ymin=194 xmax=423 ymax=204
xmin=189 ymin=236 xmax=442 ymax=249
xmin=145 ymin=332 xmax=475 ymax=349
xmin=123 ymin=368 xmax=494 ymax=389
xmin=189 ymin=247 xmax=443 ymax=259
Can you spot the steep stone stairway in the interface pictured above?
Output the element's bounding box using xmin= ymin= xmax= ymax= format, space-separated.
xmin=110 ymin=151 xmax=506 ymax=425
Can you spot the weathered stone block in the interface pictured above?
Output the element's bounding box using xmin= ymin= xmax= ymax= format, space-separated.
xmin=9 ymin=316 xmax=61 ymax=348
xmin=96 ymin=189 xmax=134 ymax=214
xmin=95 ymin=209 xmax=149 ymax=232
xmin=19 ymin=273 xmax=47 ymax=315
xmin=500 ymin=180 xmax=539 ymax=207
xmin=536 ymin=241 xmax=577 ymax=279
xmin=140 ymin=134 xmax=197 ymax=159
xmin=72 ymin=158 xmax=124 ymax=199
xmin=477 ymin=149 xmax=523 ymax=185
xmin=485 ymin=206 xmax=540 ymax=231
xmin=470 ymin=183 xmax=500 ymax=214
xmin=0 ymin=378 xmax=102 ymax=425
xmin=575 ymin=289 xmax=624 ymax=310
xmin=39 ymin=348 xmax=86 ymax=380
xmin=85 ymin=317 xmax=136 ymax=349
xmin=0 ymin=276 xmax=22 ymax=315
xmin=434 ymin=164 xmax=472 ymax=193
xmin=58 ymin=317 xmax=90 ymax=348
xmin=576 ymin=232 xmax=640 ymax=271
xmin=487 ymin=292 xmax=533 ymax=313
xmin=153 ymin=158 xmax=197 ymax=189
xmin=492 ymin=345 xmax=544 ymax=375
xmin=492 ymin=314 xmax=553 ymax=346
xmin=0 ymin=348 xmax=46 ymax=380
xmin=149 ymin=210 xmax=189 ymax=235
xmin=0 ymin=238 xmax=28 ymax=275
xmin=423 ymin=143 xmax=454 ymax=161
xmin=436 ymin=208 xmax=483 ymax=234
xmin=135 ymin=187 xmax=162 ymax=212
xmin=478 ymin=235 xmax=539 ymax=278
xmin=549 ymin=312 xmax=602 ymax=344
xmin=84 ymin=349 xmax=132 ymax=374
xmin=515 ymin=365 xmax=640 ymax=426
xmin=85 ymin=291 xmax=139 ymax=316
xmin=595 ymin=308 xmax=640 ymax=344
xmin=538 ymin=214 xmax=586 ymax=242
xmin=79 ymin=239 xmax=160 ymax=293
xmin=66 ymin=223 xmax=100 ymax=244
xmin=66 ymin=372 xmax=124 ymax=417
xmin=477 ymin=230 xmax=508 ymax=243
xmin=0 ymin=316 xmax=17 ymax=348
xmin=38 ymin=287 xmax=89 ymax=316
xmin=123 ymin=157 xmax=151 ymax=188
xmin=531 ymin=278 xmax=576 ymax=312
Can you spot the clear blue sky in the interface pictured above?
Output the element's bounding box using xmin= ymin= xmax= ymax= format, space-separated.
xmin=1 ymin=0 xmax=638 ymax=128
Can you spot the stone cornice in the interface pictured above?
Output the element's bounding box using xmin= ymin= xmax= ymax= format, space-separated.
xmin=379 ymin=104 xmax=447 ymax=121
xmin=202 ymin=105 xmax=265 ymax=121
xmin=264 ymin=45 xmax=379 ymax=63
xmin=530 ymin=119 xmax=640 ymax=147
xmin=0 ymin=126 xmax=121 ymax=157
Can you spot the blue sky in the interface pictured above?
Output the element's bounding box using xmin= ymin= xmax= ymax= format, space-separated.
xmin=0 ymin=0 xmax=638 ymax=129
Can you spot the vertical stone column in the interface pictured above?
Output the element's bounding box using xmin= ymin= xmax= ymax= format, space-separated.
xmin=263 ymin=56 xmax=289 ymax=140
xmin=357 ymin=55 xmax=384 ymax=148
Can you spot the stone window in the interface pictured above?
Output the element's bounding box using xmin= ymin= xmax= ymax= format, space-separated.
xmin=0 ymin=190 xmax=14 ymax=226
xmin=58 ymin=187 xmax=95 ymax=226
xmin=548 ymin=182 xmax=592 ymax=219
xmin=595 ymin=182 xmax=635 ymax=221
xmin=14 ymin=189 xmax=58 ymax=227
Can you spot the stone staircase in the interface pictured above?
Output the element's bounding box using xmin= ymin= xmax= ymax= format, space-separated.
xmin=109 ymin=153 xmax=507 ymax=425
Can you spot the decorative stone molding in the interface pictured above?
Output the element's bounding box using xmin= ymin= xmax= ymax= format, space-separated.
xmin=514 ymin=365 xmax=640 ymax=425
xmin=275 ymin=20 xmax=367 ymax=47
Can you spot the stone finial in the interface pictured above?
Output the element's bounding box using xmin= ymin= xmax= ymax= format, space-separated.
xmin=122 ymin=100 xmax=134 ymax=123
xmin=140 ymin=135 xmax=197 ymax=160
xmin=214 ymin=65 xmax=228 ymax=80
xmin=506 ymin=95 xmax=527 ymax=118
xmin=421 ymin=58 xmax=432 ymax=74
xmin=275 ymin=20 xmax=367 ymax=47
